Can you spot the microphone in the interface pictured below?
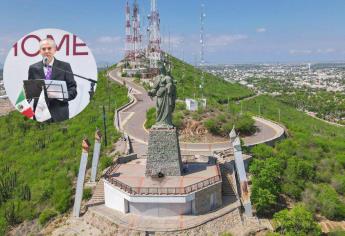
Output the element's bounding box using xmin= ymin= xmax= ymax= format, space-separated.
xmin=43 ymin=57 xmax=49 ymax=67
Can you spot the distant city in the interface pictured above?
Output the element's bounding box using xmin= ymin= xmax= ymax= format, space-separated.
xmin=1 ymin=63 xmax=345 ymax=98
xmin=203 ymin=63 xmax=345 ymax=94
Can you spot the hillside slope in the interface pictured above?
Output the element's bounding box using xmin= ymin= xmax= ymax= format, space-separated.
xmin=169 ymin=56 xmax=254 ymax=105
xmin=0 ymin=70 xmax=129 ymax=235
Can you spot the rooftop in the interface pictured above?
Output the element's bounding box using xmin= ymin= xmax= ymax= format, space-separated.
xmin=104 ymin=158 xmax=221 ymax=195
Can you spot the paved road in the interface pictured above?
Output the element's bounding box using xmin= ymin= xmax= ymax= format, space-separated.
xmin=108 ymin=68 xmax=285 ymax=156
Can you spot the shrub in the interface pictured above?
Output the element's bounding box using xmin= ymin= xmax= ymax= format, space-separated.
xmin=83 ymin=187 xmax=92 ymax=201
xmin=0 ymin=217 xmax=8 ymax=236
xmin=251 ymin=187 xmax=277 ymax=216
xmin=216 ymin=114 xmax=227 ymax=123
xmin=250 ymin=157 xmax=283 ymax=216
xmin=236 ymin=114 xmax=255 ymax=134
xmin=191 ymin=112 xmax=202 ymax=121
xmin=100 ymin=156 xmax=113 ymax=170
xmin=53 ymin=189 xmax=72 ymax=213
xmin=302 ymin=184 xmax=345 ymax=220
xmin=175 ymin=101 xmax=186 ymax=111
xmin=281 ymin=157 xmax=315 ymax=200
xmin=221 ymin=121 xmax=234 ymax=135
xmin=38 ymin=208 xmax=57 ymax=225
xmin=173 ymin=111 xmax=184 ymax=129
xmin=204 ymin=118 xmax=220 ymax=135
xmin=328 ymin=230 xmax=345 ymax=236
xmin=331 ymin=174 xmax=345 ymax=195
xmin=273 ymin=204 xmax=321 ymax=236
xmin=251 ymin=144 xmax=275 ymax=160
xmin=145 ymin=107 xmax=156 ymax=129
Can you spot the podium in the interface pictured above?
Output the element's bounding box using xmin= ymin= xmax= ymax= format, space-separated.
xmin=23 ymin=79 xmax=68 ymax=101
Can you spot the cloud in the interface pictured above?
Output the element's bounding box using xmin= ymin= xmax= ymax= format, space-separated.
xmin=289 ymin=49 xmax=313 ymax=55
xmin=0 ymin=48 xmax=6 ymax=56
xmin=206 ymin=34 xmax=248 ymax=47
xmin=289 ymin=48 xmax=336 ymax=55
xmin=316 ymin=48 xmax=335 ymax=54
xmin=97 ymin=36 xmax=122 ymax=44
xmin=256 ymin=28 xmax=267 ymax=33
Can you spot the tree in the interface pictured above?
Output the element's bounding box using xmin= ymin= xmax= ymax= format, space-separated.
xmin=273 ymin=204 xmax=321 ymax=236
xmin=251 ymin=187 xmax=277 ymax=216
xmin=251 ymin=144 xmax=275 ymax=160
xmin=282 ymin=157 xmax=315 ymax=200
xmin=250 ymin=157 xmax=283 ymax=216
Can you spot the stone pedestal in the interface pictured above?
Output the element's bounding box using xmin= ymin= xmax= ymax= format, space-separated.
xmin=145 ymin=127 xmax=183 ymax=176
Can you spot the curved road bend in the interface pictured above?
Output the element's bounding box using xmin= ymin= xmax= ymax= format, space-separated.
xmin=108 ymin=68 xmax=285 ymax=156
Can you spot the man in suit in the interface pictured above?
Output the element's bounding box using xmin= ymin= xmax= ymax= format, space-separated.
xmin=28 ymin=38 xmax=77 ymax=122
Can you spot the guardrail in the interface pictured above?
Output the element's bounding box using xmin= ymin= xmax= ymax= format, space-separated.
xmin=104 ymin=164 xmax=222 ymax=195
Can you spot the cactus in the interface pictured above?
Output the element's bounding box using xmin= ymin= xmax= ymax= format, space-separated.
xmin=36 ymin=138 xmax=46 ymax=150
xmin=20 ymin=184 xmax=31 ymax=201
xmin=0 ymin=170 xmax=18 ymax=206
xmin=4 ymin=202 xmax=20 ymax=226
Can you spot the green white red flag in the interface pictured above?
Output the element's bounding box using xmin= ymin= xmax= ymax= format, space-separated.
xmin=15 ymin=89 xmax=34 ymax=119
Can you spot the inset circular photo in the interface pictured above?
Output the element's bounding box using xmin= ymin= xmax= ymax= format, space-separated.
xmin=3 ymin=28 xmax=98 ymax=122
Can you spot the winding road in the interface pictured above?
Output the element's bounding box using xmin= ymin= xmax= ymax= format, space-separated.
xmin=108 ymin=67 xmax=285 ymax=156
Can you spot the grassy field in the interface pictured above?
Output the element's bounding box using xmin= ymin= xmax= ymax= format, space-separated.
xmin=0 ymin=70 xmax=128 ymax=234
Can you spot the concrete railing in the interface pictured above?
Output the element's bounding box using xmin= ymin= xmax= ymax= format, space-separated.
xmin=103 ymin=163 xmax=222 ymax=196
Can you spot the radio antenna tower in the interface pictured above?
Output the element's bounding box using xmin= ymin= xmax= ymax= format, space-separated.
xmin=125 ymin=1 xmax=132 ymax=59
xmin=132 ymin=0 xmax=142 ymax=61
xmin=147 ymin=0 xmax=161 ymax=69
xmin=199 ymin=3 xmax=206 ymax=98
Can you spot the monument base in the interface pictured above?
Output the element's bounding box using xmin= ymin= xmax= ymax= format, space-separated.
xmin=103 ymin=158 xmax=223 ymax=217
xmin=146 ymin=127 xmax=183 ymax=176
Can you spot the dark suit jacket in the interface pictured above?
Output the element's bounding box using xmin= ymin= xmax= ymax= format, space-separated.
xmin=28 ymin=58 xmax=77 ymax=122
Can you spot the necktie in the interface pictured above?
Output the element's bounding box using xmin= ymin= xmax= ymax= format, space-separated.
xmin=45 ymin=66 xmax=52 ymax=80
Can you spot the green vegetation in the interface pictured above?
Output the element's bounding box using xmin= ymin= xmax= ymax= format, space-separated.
xmin=169 ymin=56 xmax=254 ymax=105
xmin=144 ymin=100 xmax=255 ymax=136
xmin=220 ymin=233 xmax=233 ymax=236
xmin=38 ymin=208 xmax=57 ymax=225
xmin=302 ymin=184 xmax=345 ymax=220
xmin=329 ymin=230 xmax=345 ymax=236
xmin=82 ymin=187 xmax=93 ymax=201
xmin=246 ymin=76 xmax=345 ymax=125
xmin=278 ymin=91 xmax=345 ymax=125
xmin=0 ymin=70 xmax=129 ymax=234
xmin=144 ymin=106 xmax=185 ymax=130
xmin=272 ymin=204 xmax=322 ymax=236
xmin=203 ymin=112 xmax=255 ymax=136
xmin=237 ymin=95 xmax=345 ymax=220
xmin=144 ymin=107 xmax=156 ymax=129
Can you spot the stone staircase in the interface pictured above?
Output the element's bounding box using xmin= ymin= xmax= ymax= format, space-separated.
xmin=219 ymin=164 xmax=237 ymax=197
xmin=87 ymin=179 xmax=105 ymax=207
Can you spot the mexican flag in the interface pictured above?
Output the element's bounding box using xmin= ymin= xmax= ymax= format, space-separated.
xmin=15 ymin=89 xmax=34 ymax=119
xmin=34 ymin=90 xmax=51 ymax=122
